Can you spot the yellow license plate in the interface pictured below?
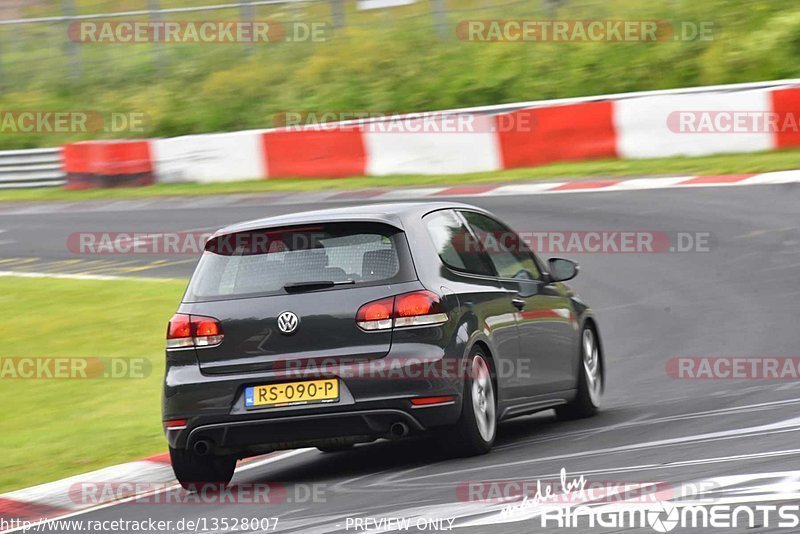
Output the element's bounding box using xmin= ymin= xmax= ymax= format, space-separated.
xmin=245 ymin=378 xmax=339 ymax=408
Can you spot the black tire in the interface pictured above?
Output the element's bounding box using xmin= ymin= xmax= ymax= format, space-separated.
xmin=556 ymin=325 xmax=603 ymax=420
xmin=438 ymin=348 xmax=496 ymax=457
xmin=169 ymin=447 xmax=236 ymax=490
xmin=316 ymin=444 xmax=354 ymax=453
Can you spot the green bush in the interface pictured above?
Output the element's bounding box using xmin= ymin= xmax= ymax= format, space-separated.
xmin=2 ymin=0 xmax=800 ymax=149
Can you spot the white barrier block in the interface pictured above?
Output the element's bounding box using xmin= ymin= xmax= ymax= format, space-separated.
xmin=614 ymin=90 xmax=774 ymax=159
xmin=151 ymin=130 xmax=266 ymax=183
xmin=363 ymin=115 xmax=501 ymax=176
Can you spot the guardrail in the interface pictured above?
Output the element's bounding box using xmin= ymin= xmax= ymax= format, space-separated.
xmin=0 ymin=148 xmax=65 ymax=189
xmin=12 ymin=78 xmax=800 ymax=190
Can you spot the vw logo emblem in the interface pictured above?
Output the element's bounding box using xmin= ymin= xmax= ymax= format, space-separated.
xmin=277 ymin=311 xmax=299 ymax=335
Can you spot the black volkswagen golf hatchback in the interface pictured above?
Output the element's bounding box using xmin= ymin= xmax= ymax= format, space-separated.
xmin=163 ymin=202 xmax=604 ymax=487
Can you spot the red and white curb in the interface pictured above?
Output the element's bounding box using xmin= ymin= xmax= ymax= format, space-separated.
xmin=316 ymin=170 xmax=800 ymax=202
xmin=0 ymin=449 xmax=311 ymax=531
xmin=1 ymin=170 xmax=799 ymax=218
xmin=63 ymin=81 xmax=800 ymax=185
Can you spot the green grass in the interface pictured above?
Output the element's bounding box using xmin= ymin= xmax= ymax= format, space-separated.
xmin=0 ymin=277 xmax=186 ymax=493
xmin=2 ymin=149 xmax=800 ymax=203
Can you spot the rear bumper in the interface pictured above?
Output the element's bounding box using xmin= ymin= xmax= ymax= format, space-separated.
xmin=163 ymin=344 xmax=464 ymax=454
xmin=180 ymin=409 xmax=428 ymax=453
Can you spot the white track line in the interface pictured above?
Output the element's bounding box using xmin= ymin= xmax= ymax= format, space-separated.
xmin=392 ymin=416 xmax=800 ymax=484
xmin=0 ymin=271 xmax=180 ymax=282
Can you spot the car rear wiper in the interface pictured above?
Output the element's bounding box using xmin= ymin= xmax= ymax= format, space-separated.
xmin=283 ymin=279 xmax=355 ymax=292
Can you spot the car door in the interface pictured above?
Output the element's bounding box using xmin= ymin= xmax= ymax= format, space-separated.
xmin=459 ymin=210 xmax=579 ymax=394
xmin=421 ymin=210 xmax=527 ymax=399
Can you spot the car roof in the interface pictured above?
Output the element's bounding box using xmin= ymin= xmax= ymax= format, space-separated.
xmin=216 ymin=201 xmax=486 ymax=235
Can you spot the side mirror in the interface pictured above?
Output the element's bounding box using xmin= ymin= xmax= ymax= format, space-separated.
xmin=548 ymin=258 xmax=579 ymax=282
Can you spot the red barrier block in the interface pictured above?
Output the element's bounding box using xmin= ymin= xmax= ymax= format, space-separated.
xmin=262 ymin=128 xmax=366 ymax=178
xmin=497 ymin=101 xmax=617 ymax=169
xmin=62 ymin=140 xmax=153 ymax=189
xmin=771 ymin=88 xmax=800 ymax=148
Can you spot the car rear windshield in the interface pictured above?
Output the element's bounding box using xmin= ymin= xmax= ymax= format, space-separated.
xmin=184 ymin=222 xmax=414 ymax=301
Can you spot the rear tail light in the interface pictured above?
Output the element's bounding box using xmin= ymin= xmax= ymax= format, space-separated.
xmin=357 ymin=290 xmax=448 ymax=331
xmin=193 ymin=318 xmax=223 ymax=346
xmin=167 ymin=314 xmax=193 ymax=348
xmin=394 ymin=291 xmax=449 ymax=327
xmin=166 ymin=314 xmax=224 ymax=349
xmin=356 ymin=296 xmax=394 ymax=331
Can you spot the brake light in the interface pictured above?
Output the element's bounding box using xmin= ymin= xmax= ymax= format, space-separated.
xmin=356 ymin=296 xmax=394 ymax=331
xmin=394 ymin=291 xmax=448 ymax=327
xmin=193 ymin=318 xmax=223 ymax=346
xmin=166 ymin=314 xmax=224 ymax=348
xmin=167 ymin=314 xmax=193 ymax=348
xmin=356 ymin=291 xmax=448 ymax=331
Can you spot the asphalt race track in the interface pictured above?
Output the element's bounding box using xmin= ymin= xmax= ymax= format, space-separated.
xmin=2 ymin=183 xmax=800 ymax=533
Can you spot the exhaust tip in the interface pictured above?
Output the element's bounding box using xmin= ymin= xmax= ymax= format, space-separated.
xmin=193 ymin=440 xmax=212 ymax=456
xmin=390 ymin=422 xmax=409 ymax=439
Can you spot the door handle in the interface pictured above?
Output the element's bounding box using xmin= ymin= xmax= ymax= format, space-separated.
xmin=511 ymin=298 xmax=526 ymax=311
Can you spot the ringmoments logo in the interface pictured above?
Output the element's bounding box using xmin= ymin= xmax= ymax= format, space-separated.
xmin=537 ymin=502 xmax=800 ymax=531
xmin=488 ymin=469 xmax=800 ymax=531
xmin=648 ymin=502 xmax=680 ymax=532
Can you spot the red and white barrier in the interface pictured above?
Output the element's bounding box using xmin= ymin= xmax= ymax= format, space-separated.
xmin=151 ymin=130 xmax=267 ymax=183
xmin=60 ymin=82 xmax=800 ymax=188
xmin=262 ymin=127 xmax=366 ymax=178
xmin=614 ymin=91 xmax=773 ymax=158
xmin=364 ymin=114 xmax=502 ymax=175
xmin=497 ymin=101 xmax=617 ymax=168
xmin=62 ymin=140 xmax=153 ymax=189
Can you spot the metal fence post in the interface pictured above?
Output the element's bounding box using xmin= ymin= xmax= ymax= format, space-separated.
xmin=430 ymin=0 xmax=448 ymax=40
xmin=542 ymin=0 xmax=563 ymax=18
xmin=240 ymin=0 xmax=255 ymax=57
xmin=331 ymin=0 xmax=345 ymax=30
xmin=0 ymin=27 xmax=4 ymax=92
xmin=61 ymin=0 xmax=82 ymax=81
xmin=149 ymin=0 xmax=164 ymax=76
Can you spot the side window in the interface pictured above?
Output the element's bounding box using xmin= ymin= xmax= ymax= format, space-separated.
xmin=423 ymin=210 xmax=494 ymax=276
xmin=460 ymin=211 xmax=541 ymax=280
